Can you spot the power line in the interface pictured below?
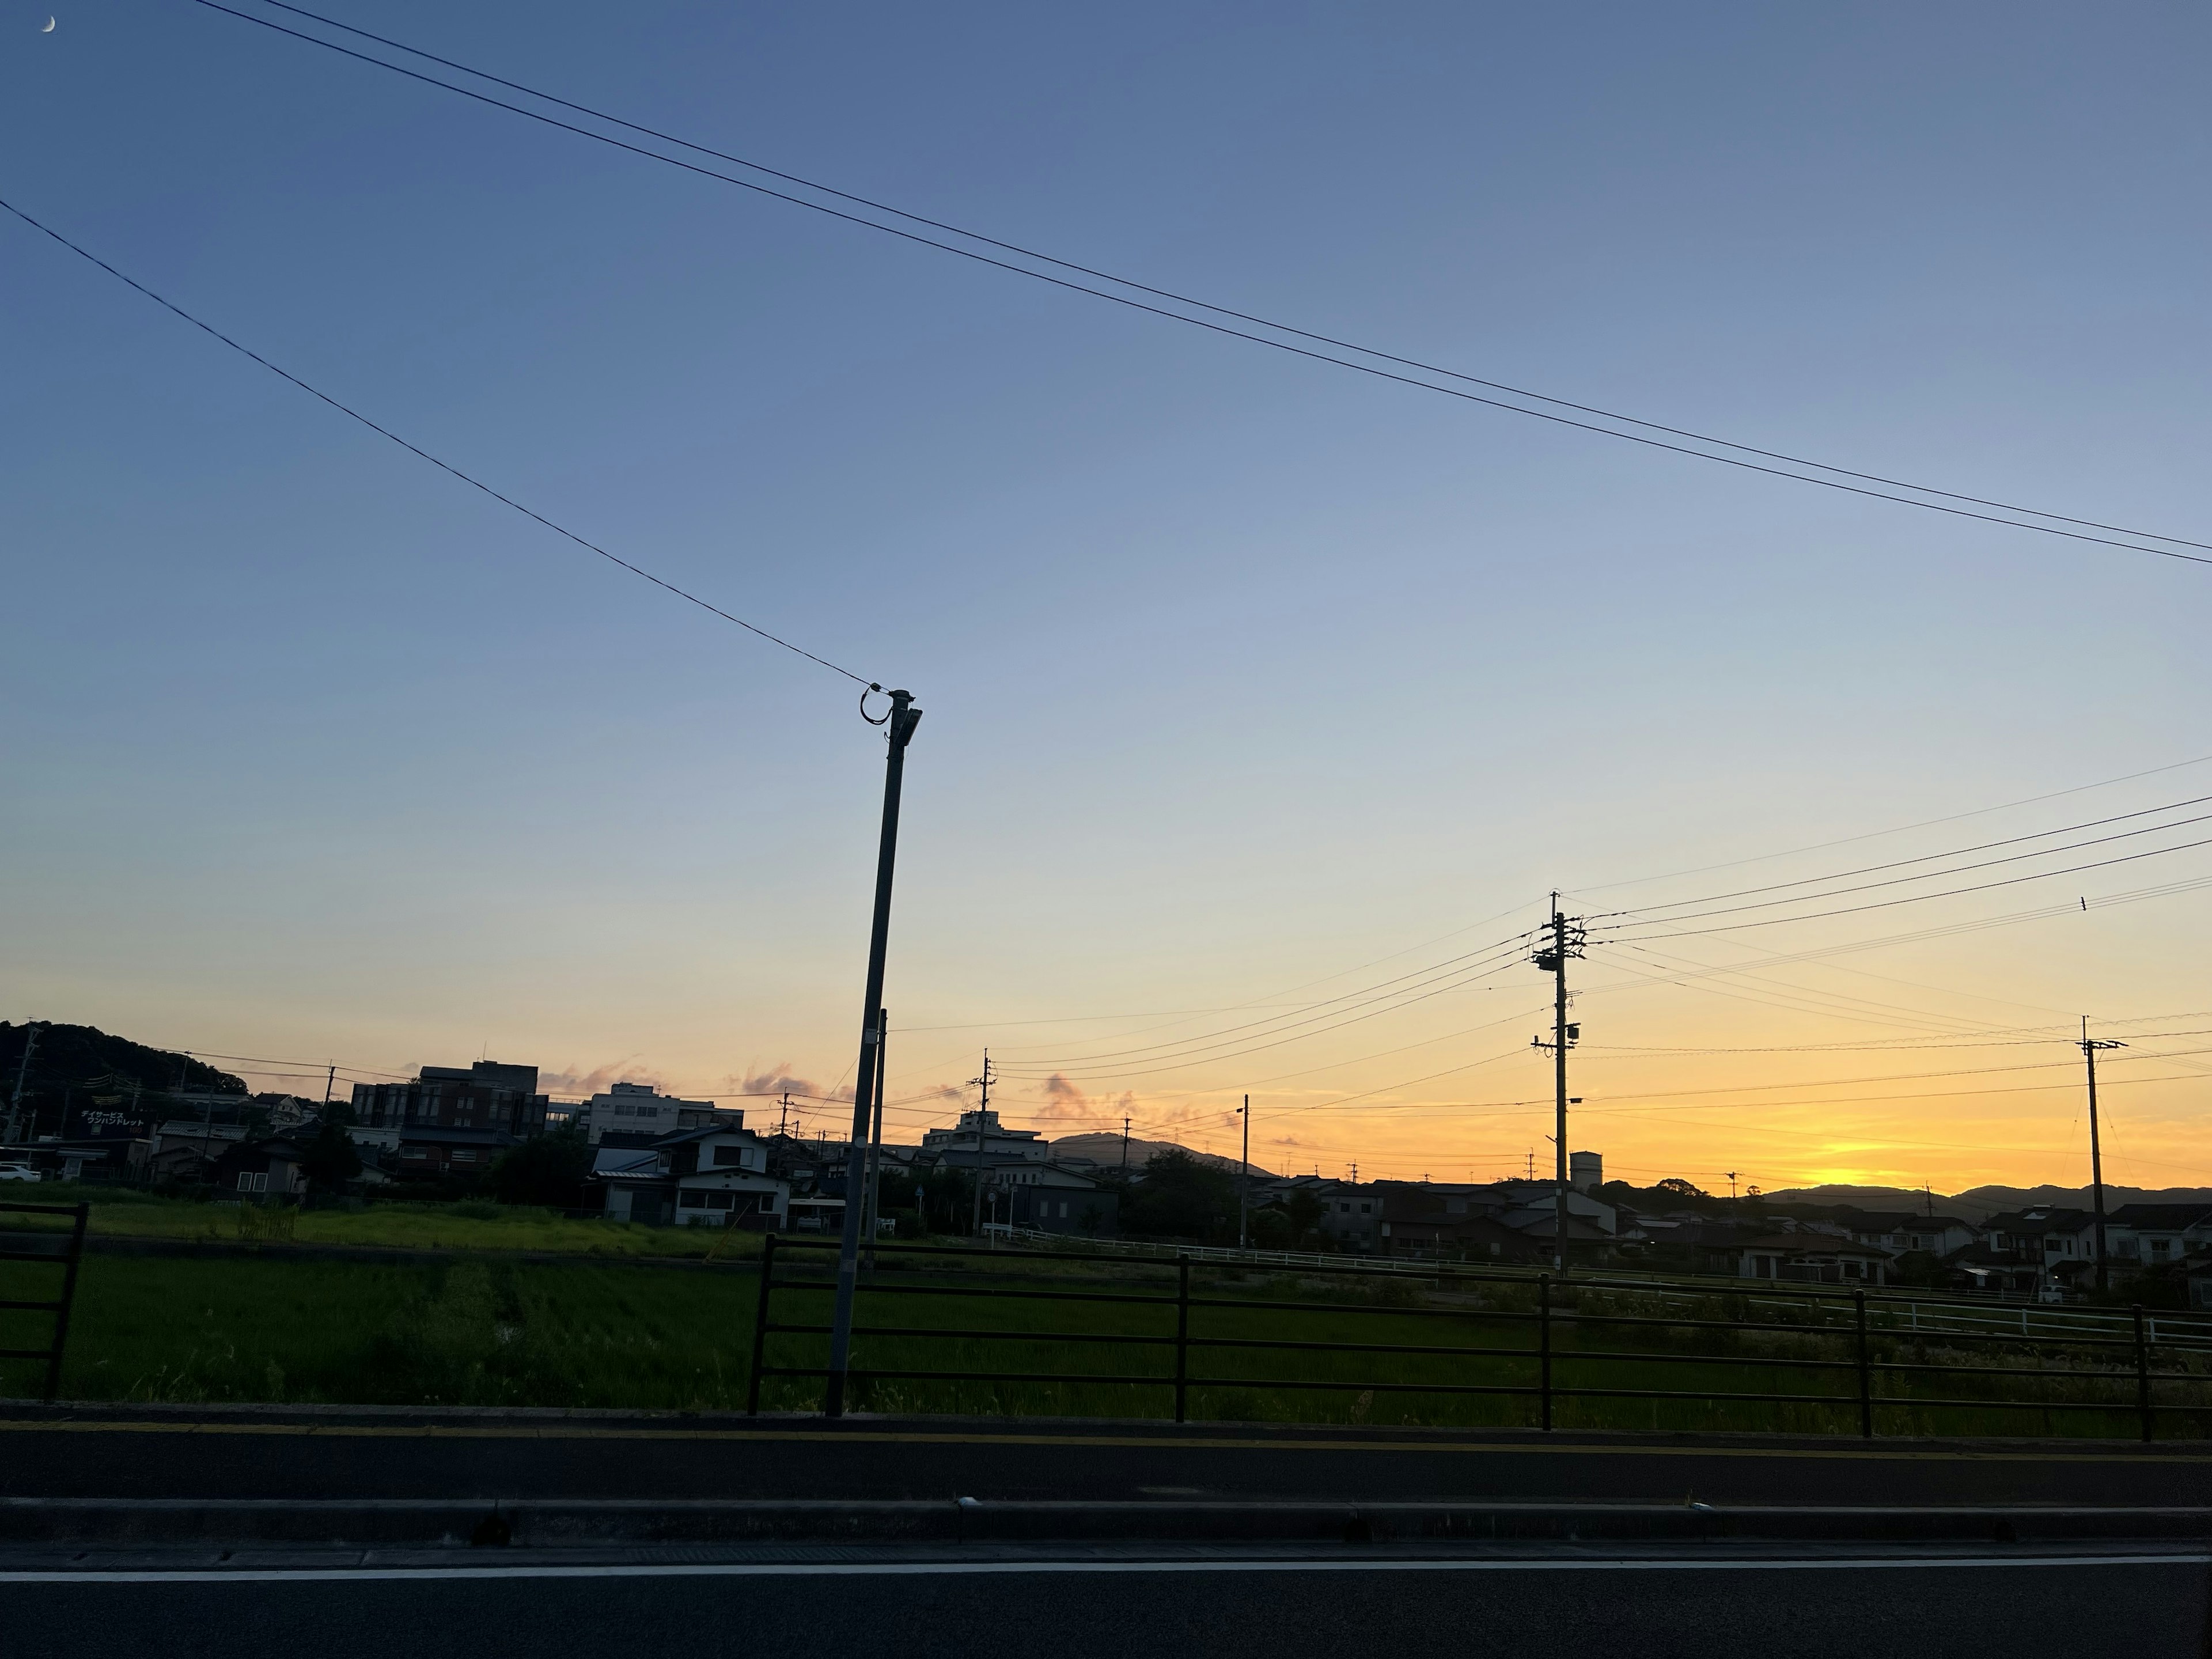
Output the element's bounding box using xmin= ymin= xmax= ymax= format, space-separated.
xmin=1601 ymin=831 xmax=2212 ymax=940
xmin=1593 ymin=792 xmax=2212 ymax=920
xmin=183 ymin=0 xmax=2212 ymax=572
xmin=1579 ymin=751 xmax=2212 ymax=894
xmin=0 ymin=195 xmax=877 ymax=690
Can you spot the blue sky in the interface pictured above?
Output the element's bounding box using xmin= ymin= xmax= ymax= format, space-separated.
xmin=4 ymin=1 xmax=2209 ymax=1188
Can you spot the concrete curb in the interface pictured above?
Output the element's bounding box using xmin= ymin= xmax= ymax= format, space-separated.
xmin=5 ymin=1497 xmax=2209 ymax=1548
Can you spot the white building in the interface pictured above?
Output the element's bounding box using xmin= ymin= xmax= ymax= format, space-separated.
xmin=578 ymin=1081 xmax=737 ymax=1146
xmin=921 ymin=1109 xmax=1047 ymax=1165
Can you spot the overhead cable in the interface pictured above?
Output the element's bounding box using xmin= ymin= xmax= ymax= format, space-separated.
xmin=0 ymin=195 xmax=878 ymax=689
xmin=187 ymin=0 xmax=2212 ymax=571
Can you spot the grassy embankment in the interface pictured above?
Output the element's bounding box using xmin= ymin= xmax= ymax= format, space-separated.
xmin=5 ymin=1242 xmax=2207 ymax=1438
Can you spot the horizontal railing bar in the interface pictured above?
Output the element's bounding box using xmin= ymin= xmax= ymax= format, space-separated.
xmin=775 ymin=1281 xmax=1178 ymax=1309
xmin=0 ymin=1202 xmax=88 ymax=1216
xmin=1560 ymin=1309 xmax=1853 ymax=1338
xmin=1557 ymin=1347 xmax=1858 ymax=1373
xmin=774 ymin=1240 xmax=1173 ymax=1270
xmin=766 ymin=1324 xmax=1176 ymax=1346
xmin=1185 ymin=1336 xmax=1541 ymax=1361
xmin=1552 ymin=1385 xmax=1861 ymax=1406
xmin=1872 ymin=1359 xmax=2149 ymax=1383
xmin=761 ymin=1367 xmax=1170 ymax=1388
xmin=1870 ymin=1393 xmax=2171 ymax=1415
xmin=0 ymin=1300 xmax=65 ymax=1312
xmin=1187 ymin=1377 xmax=1536 ymax=1397
xmin=0 ymin=1249 xmax=72 ymax=1263
xmin=0 ymin=1347 xmax=59 ymax=1361
xmin=1187 ymin=1294 xmax=1536 ymax=1323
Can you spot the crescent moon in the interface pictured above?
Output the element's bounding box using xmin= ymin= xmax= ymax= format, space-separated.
xmin=41 ymin=16 xmax=56 ymax=29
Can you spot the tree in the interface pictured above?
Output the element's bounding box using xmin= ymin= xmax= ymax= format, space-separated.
xmin=1283 ymin=1188 xmax=1327 ymax=1247
xmin=1247 ymin=1205 xmax=1293 ymax=1248
xmin=300 ymin=1116 xmax=362 ymax=1192
xmin=1655 ymin=1177 xmax=1708 ymax=1199
xmin=488 ymin=1126 xmax=591 ymax=1209
xmin=1119 ymin=1148 xmax=1238 ymax=1242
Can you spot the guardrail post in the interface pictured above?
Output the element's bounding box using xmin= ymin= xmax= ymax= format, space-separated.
xmin=2133 ymin=1302 xmax=2153 ymax=1444
xmin=41 ymin=1203 xmax=88 ymax=1405
xmin=1853 ymin=1288 xmax=1872 ymax=1440
xmin=746 ymin=1232 xmax=777 ymax=1416
xmin=1539 ymin=1274 xmax=1553 ymax=1433
xmin=1174 ymin=1256 xmax=1190 ymax=1425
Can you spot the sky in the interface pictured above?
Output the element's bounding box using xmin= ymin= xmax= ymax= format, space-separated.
xmin=3 ymin=1 xmax=2210 ymax=1196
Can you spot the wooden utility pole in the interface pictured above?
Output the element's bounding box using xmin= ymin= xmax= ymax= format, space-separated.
xmin=968 ymin=1051 xmax=995 ymax=1237
xmin=2081 ymin=1018 xmax=2124 ymax=1294
xmin=1238 ymin=1095 xmax=1250 ymax=1251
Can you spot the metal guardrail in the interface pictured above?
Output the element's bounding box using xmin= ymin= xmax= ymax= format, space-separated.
xmin=0 ymin=1200 xmax=89 ymax=1402
xmin=992 ymin=1226 xmax=2212 ymax=1351
xmin=747 ymin=1235 xmax=2205 ymax=1441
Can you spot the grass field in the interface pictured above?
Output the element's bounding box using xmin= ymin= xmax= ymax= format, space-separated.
xmin=0 ymin=1185 xmax=764 ymax=1260
xmin=12 ymin=1243 xmax=2205 ymax=1441
xmin=2 ymin=1254 xmax=762 ymax=1409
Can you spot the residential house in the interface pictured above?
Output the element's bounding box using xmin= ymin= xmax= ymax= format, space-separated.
xmin=2105 ymin=1204 xmax=2212 ymax=1268
xmin=1839 ymin=1211 xmax=1980 ymax=1260
xmin=1737 ymin=1233 xmax=1892 ymax=1286
xmin=139 ymin=1119 xmax=249 ymax=1183
xmin=1007 ymin=1165 xmax=1118 ymax=1236
xmin=597 ymin=1124 xmax=785 ymax=1229
xmin=396 ymin=1125 xmax=516 ymax=1181
xmin=1983 ymin=1208 xmax=2098 ymax=1277
xmin=214 ymin=1136 xmax=310 ymax=1200
xmin=1376 ymin=1185 xmax=1537 ymax=1262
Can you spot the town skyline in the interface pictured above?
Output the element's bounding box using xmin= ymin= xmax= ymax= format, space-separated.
xmin=6 ymin=3 xmax=2208 ymax=1205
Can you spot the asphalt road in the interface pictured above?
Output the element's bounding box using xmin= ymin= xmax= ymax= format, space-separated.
xmin=2 ymin=1549 xmax=2204 ymax=1659
xmin=5 ymin=1406 xmax=2210 ymax=1509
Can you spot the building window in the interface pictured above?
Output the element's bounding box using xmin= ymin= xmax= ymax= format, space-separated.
xmin=450 ymin=1150 xmax=476 ymax=1164
xmin=680 ymin=1191 xmax=709 ymax=1209
xmin=712 ymin=1146 xmax=747 ymax=1166
xmin=1359 ymin=1203 xmax=1372 ymax=1214
xmin=706 ymin=1191 xmax=736 ymax=1210
xmin=237 ymin=1172 xmax=267 ymax=1193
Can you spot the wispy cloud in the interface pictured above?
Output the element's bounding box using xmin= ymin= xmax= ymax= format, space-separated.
xmin=732 ymin=1065 xmax=853 ymax=1105
xmin=540 ymin=1060 xmax=666 ymax=1097
xmin=1031 ymin=1073 xmax=1136 ymax=1130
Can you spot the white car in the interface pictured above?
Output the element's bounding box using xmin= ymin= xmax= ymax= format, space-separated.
xmin=0 ymin=1164 xmax=42 ymax=1182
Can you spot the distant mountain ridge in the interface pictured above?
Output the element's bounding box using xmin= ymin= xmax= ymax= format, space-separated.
xmin=1763 ymin=1181 xmax=2212 ymax=1222
xmin=1047 ymin=1131 xmax=1275 ymax=1178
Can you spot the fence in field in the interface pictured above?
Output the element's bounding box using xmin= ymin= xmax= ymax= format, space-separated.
xmin=991 ymin=1226 xmax=2212 ymax=1351
xmin=0 ymin=1201 xmax=89 ymax=1403
xmin=748 ymin=1236 xmax=2212 ymax=1441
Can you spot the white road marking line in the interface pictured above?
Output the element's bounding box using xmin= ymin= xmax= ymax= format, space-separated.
xmin=2 ymin=1554 xmax=2203 ymax=1584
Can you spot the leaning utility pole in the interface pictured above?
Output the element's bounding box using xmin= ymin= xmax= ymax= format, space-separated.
xmin=1238 ymin=1095 xmax=1250 ymax=1251
xmin=823 ymin=688 xmax=923 ymax=1419
xmin=968 ymin=1051 xmax=995 ymax=1238
xmin=5 ymin=1021 xmax=42 ymax=1145
xmin=2081 ymin=1018 xmax=2124 ymax=1295
xmin=863 ymin=1006 xmax=887 ymax=1268
xmin=1532 ymin=899 xmax=1585 ymax=1275
xmin=323 ymin=1064 xmax=336 ymax=1109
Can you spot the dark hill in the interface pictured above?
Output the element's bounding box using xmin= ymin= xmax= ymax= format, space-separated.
xmin=1 ymin=1020 xmax=245 ymax=1141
